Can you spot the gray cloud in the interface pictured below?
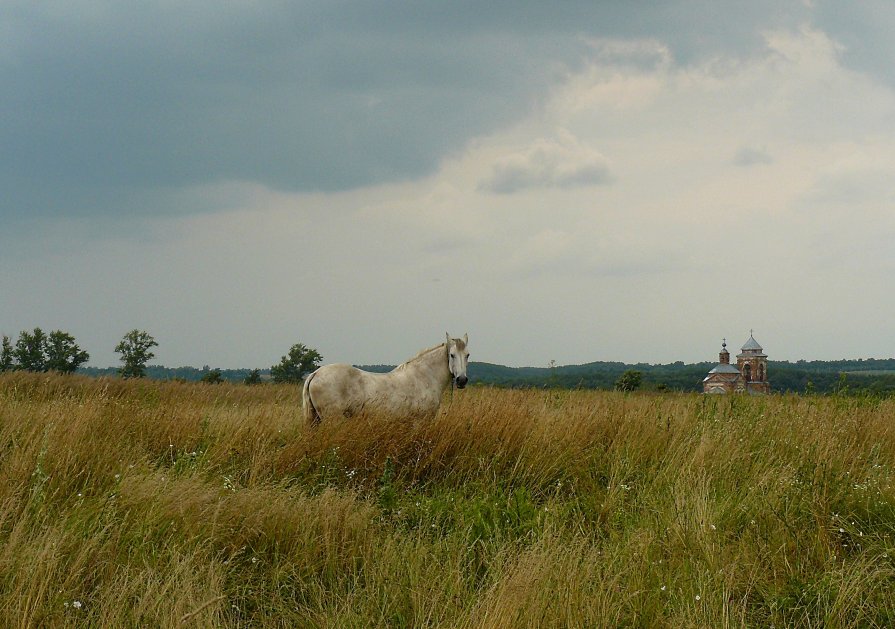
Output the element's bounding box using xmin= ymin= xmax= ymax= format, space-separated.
xmin=479 ymin=136 xmax=614 ymax=194
xmin=797 ymin=168 xmax=895 ymax=209
xmin=812 ymin=1 xmax=895 ymax=87
xmin=0 ymin=1 xmax=836 ymax=220
xmin=733 ymin=146 xmax=774 ymax=166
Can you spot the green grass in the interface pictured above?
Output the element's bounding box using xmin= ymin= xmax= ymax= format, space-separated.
xmin=1 ymin=373 xmax=894 ymax=627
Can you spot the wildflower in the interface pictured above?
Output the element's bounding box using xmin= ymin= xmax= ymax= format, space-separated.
xmin=660 ymin=585 xmax=666 ymax=591
xmin=695 ymin=595 xmax=701 ymax=601
xmin=710 ymin=524 xmax=716 ymax=531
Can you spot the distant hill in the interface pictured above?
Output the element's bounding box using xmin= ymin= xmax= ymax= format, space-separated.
xmin=77 ymin=357 xmax=895 ymax=395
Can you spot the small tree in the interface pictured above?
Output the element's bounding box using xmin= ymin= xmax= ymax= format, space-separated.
xmin=834 ymin=373 xmax=849 ymax=396
xmin=45 ymin=330 xmax=90 ymax=373
xmin=0 ymin=335 xmax=13 ymax=372
xmin=271 ymin=343 xmax=322 ymax=384
xmin=243 ymin=369 xmax=262 ymax=385
xmin=200 ymin=369 xmax=224 ymax=384
xmin=115 ymin=330 xmax=158 ymax=379
xmin=615 ymin=369 xmax=643 ymax=392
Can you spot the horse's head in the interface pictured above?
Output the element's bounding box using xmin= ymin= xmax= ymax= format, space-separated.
xmin=446 ymin=332 xmax=470 ymax=389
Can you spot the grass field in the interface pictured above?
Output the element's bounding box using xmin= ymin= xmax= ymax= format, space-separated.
xmin=1 ymin=372 xmax=894 ymax=628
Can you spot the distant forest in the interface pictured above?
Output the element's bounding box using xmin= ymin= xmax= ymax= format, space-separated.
xmin=78 ymin=358 xmax=895 ymax=395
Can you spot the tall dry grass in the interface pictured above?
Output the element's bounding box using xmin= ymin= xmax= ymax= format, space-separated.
xmin=1 ymin=372 xmax=894 ymax=627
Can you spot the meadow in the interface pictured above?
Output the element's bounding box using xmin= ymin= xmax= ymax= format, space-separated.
xmin=1 ymin=372 xmax=894 ymax=628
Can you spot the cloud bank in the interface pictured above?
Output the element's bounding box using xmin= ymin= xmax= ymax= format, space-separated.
xmin=1 ymin=0 xmax=825 ymax=220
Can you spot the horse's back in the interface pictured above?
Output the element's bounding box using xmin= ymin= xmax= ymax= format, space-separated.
xmin=306 ymin=363 xmax=374 ymax=420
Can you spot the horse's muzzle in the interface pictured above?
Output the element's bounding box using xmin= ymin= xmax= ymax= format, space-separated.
xmin=455 ymin=375 xmax=468 ymax=389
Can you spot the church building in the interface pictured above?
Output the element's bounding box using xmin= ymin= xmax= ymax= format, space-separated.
xmin=703 ymin=333 xmax=770 ymax=394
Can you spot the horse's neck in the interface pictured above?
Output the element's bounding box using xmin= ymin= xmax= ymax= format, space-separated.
xmin=404 ymin=344 xmax=451 ymax=385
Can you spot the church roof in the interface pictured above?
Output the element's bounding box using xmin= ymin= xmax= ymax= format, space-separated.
xmin=741 ymin=334 xmax=763 ymax=351
xmin=707 ymin=363 xmax=741 ymax=375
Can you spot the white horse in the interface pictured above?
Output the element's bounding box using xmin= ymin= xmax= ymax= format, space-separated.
xmin=302 ymin=333 xmax=470 ymax=424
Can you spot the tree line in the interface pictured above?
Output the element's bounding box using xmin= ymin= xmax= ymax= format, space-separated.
xmin=1 ymin=328 xmax=158 ymax=378
xmin=469 ymin=359 xmax=895 ymax=395
xmin=1 ymin=328 xmax=323 ymax=385
xmin=4 ymin=327 xmax=894 ymax=395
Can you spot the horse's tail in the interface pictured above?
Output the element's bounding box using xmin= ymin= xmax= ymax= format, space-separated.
xmin=302 ymin=370 xmax=321 ymax=426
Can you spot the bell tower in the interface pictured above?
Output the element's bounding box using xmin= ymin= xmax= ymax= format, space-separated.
xmin=736 ymin=331 xmax=769 ymax=394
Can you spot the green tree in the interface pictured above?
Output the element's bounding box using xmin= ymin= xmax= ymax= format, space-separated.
xmin=271 ymin=343 xmax=322 ymax=384
xmin=243 ymin=369 xmax=262 ymax=385
xmin=45 ymin=330 xmax=90 ymax=373
xmin=0 ymin=335 xmax=13 ymax=372
xmin=115 ymin=330 xmax=158 ymax=379
xmin=200 ymin=369 xmax=224 ymax=384
xmin=615 ymin=369 xmax=643 ymax=392
xmin=14 ymin=328 xmax=48 ymax=372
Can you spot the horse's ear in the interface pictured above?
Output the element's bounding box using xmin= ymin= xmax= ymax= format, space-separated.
xmin=445 ymin=332 xmax=450 ymax=346
xmin=463 ymin=333 xmax=468 ymax=345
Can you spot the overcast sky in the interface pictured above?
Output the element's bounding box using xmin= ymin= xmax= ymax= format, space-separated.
xmin=3 ymin=1 xmax=895 ymax=369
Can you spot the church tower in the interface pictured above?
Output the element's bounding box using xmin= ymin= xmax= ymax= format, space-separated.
xmin=736 ymin=332 xmax=770 ymax=394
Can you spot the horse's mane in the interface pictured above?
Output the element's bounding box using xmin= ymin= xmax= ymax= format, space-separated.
xmin=395 ymin=343 xmax=446 ymax=371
